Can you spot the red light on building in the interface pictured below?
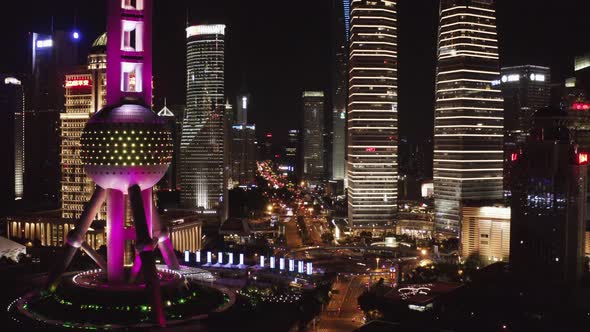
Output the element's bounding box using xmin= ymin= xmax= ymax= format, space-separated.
xmin=365 ymin=147 xmax=376 ymax=152
xmin=572 ymin=102 xmax=590 ymax=111
xmin=266 ymin=133 xmax=272 ymax=138
xmin=577 ymin=152 xmax=589 ymax=165
xmin=65 ymin=79 xmax=91 ymax=88
xmin=511 ymin=153 xmax=519 ymax=162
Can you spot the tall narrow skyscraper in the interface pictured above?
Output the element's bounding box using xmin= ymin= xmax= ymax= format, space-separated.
xmin=303 ymin=91 xmax=325 ymax=184
xmin=181 ymin=25 xmax=227 ymax=220
xmin=0 ymin=75 xmax=25 ymax=211
xmin=331 ymin=0 xmax=349 ymax=181
xmin=347 ymin=0 xmax=398 ymax=229
xmin=434 ymin=0 xmax=504 ymax=236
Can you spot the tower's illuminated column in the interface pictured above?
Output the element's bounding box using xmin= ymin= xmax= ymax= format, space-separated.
xmin=104 ymin=0 xmax=153 ymax=282
xmin=433 ymin=0 xmax=504 ymax=236
xmin=347 ymin=0 xmax=398 ymax=230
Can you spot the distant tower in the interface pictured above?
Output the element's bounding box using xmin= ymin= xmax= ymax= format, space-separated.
xmin=303 ymin=91 xmax=325 ymax=185
xmin=157 ymin=101 xmax=180 ymax=191
xmin=331 ymin=0 xmax=348 ymax=181
xmin=347 ymin=0 xmax=398 ymax=230
xmin=0 ymin=76 xmax=25 ymax=211
xmin=180 ymin=24 xmax=227 ymax=220
xmin=510 ymin=108 xmax=587 ymax=283
xmin=48 ymin=1 xmax=179 ymax=327
xmin=434 ymin=0 xmax=504 ymax=237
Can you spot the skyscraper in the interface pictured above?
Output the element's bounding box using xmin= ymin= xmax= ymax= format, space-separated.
xmin=0 ymin=75 xmax=25 ymax=212
xmin=60 ymin=35 xmax=107 ymax=222
xmin=303 ymin=91 xmax=325 ymax=184
xmin=434 ymin=0 xmax=504 ymax=236
xmin=26 ymin=30 xmax=81 ymax=208
xmin=236 ymin=92 xmax=250 ymax=125
xmin=331 ymin=0 xmax=349 ymax=181
xmin=285 ymin=129 xmax=302 ymax=178
xmin=180 ymin=24 xmax=227 ymax=220
xmin=499 ymin=65 xmax=551 ymax=145
xmin=229 ymin=124 xmax=256 ymax=187
xmin=510 ymin=108 xmax=587 ymax=283
xmin=347 ymin=0 xmax=398 ymax=229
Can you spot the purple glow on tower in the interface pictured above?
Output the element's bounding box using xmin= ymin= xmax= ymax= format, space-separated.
xmin=106 ymin=0 xmax=153 ymax=105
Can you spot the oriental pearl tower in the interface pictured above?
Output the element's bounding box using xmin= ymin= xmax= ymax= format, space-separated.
xmin=46 ymin=0 xmax=178 ymax=327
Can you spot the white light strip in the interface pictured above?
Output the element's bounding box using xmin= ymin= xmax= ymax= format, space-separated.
xmin=186 ymin=24 xmax=226 ymax=38
xmin=434 ymin=177 xmax=503 ymax=181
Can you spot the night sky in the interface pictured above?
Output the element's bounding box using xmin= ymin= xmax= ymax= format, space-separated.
xmin=1 ymin=0 xmax=590 ymax=147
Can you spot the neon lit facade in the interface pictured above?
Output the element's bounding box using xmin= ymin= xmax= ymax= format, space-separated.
xmin=48 ymin=1 xmax=181 ymax=327
xmin=180 ymin=24 xmax=227 ymax=219
xmin=347 ymin=0 xmax=398 ymax=229
xmin=434 ymin=0 xmax=504 ymax=236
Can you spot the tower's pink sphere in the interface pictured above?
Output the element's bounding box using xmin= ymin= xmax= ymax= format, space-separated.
xmin=80 ymin=103 xmax=173 ymax=192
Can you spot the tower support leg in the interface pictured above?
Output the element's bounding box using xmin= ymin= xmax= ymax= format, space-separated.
xmin=46 ymin=186 xmax=106 ymax=291
xmin=128 ymin=184 xmax=166 ymax=327
xmin=107 ymin=189 xmax=125 ymax=283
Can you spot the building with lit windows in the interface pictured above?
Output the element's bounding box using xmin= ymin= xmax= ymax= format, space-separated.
xmin=60 ymin=34 xmax=107 ymax=227
xmin=285 ymin=129 xmax=301 ymax=178
xmin=26 ymin=30 xmax=81 ymax=208
xmin=157 ymin=103 xmax=180 ymax=190
xmin=499 ymin=65 xmax=550 ymax=145
xmin=0 ymin=75 xmax=25 ymax=212
xmin=510 ymin=108 xmax=587 ymax=283
xmin=433 ymin=0 xmax=504 ymax=236
xmin=229 ymin=124 xmax=256 ymax=187
xmin=460 ymin=203 xmax=510 ymax=265
xmin=180 ymin=24 xmax=227 ymax=221
xmin=347 ymin=0 xmax=398 ymax=229
xmin=303 ymin=91 xmax=325 ymax=184
xmin=331 ymin=0 xmax=349 ymax=181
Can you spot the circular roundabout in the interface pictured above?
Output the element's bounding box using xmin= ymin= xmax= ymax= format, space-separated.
xmin=10 ymin=266 xmax=235 ymax=330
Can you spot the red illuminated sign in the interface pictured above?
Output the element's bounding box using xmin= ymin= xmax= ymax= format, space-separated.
xmin=578 ymin=152 xmax=589 ymax=165
xmin=510 ymin=153 xmax=519 ymax=162
xmin=572 ymin=102 xmax=590 ymax=111
xmin=365 ymin=147 xmax=376 ymax=152
xmin=266 ymin=133 xmax=273 ymax=138
xmin=66 ymin=79 xmax=91 ymax=88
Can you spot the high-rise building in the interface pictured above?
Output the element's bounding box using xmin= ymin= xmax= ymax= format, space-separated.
xmin=60 ymin=35 xmax=107 ymax=223
xmin=26 ymin=30 xmax=81 ymax=208
xmin=460 ymin=202 xmax=510 ymax=265
xmin=433 ymin=0 xmax=504 ymax=236
xmin=509 ymin=108 xmax=587 ymax=283
xmin=347 ymin=0 xmax=398 ymax=229
xmin=236 ymin=92 xmax=250 ymax=125
xmin=499 ymin=65 xmax=551 ymax=145
xmin=229 ymin=124 xmax=256 ymax=187
xmin=0 ymin=75 xmax=25 ymax=213
xmin=180 ymin=24 xmax=227 ymax=220
xmin=331 ymin=0 xmax=349 ymax=181
xmin=157 ymin=103 xmax=180 ymax=191
xmin=285 ymin=129 xmax=301 ymax=178
xmin=303 ymin=91 xmax=325 ymax=184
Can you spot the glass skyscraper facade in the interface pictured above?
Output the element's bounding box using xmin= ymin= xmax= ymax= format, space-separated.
xmin=331 ymin=0 xmax=349 ymax=181
xmin=347 ymin=0 xmax=398 ymax=229
xmin=180 ymin=25 xmax=227 ymax=219
xmin=434 ymin=0 xmax=504 ymax=236
xmin=303 ymin=91 xmax=325 ymax=184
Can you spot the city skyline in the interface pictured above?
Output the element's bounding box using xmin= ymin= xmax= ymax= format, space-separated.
xmin=1 ymin=0 xmax=589 ymax=149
